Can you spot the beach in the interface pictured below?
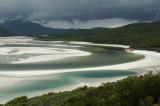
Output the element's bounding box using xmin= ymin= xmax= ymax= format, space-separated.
xmin=0 ymin=41 xmax=159 ymax=87
xmin=0 ymin=38 xmax=160 ymax=103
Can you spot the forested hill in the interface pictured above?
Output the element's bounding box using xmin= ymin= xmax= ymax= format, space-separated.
xmin=3 ymin=74 xmax=160 ymax=106
xmin=0 ymin=26 xmax=14 ymax=36
xmin=36 ymin=21 xmax=160 ymax=51
xmin=1 ymin=19 xmax=73 ymax=35
xmin=0 ymin=20 xmax=160 ymax=51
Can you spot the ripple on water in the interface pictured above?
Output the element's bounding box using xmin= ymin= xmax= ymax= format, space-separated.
xmin=0 ymin=70 xmax=137 ymax=103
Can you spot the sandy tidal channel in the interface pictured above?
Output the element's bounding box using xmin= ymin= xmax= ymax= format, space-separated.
xmin=0 ymin=37 xmax=160 ymax=103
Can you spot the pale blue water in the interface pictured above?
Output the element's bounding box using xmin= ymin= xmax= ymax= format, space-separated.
xmin=0 ymin=70 xmax=137 ymax=102
xmin=0 ymin=41 xmax=143 ymax=103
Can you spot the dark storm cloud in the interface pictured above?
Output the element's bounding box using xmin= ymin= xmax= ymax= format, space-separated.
xmin=0 ymin=0 xmax=160 ymax=28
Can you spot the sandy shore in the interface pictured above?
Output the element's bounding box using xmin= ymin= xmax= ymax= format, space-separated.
xmin=0 ymin=39 xmax=159 ymax=89
xmin=0 ymin=76 xmax=128 ymax=104
xmin=69 ymin=41 xmax=130 ymax=49
xmin=10 ymin=47 xmax=91 ymax=64
xmin=0 ymin=48 xmax=160 ymax=88
xmin=0 ymin=40 xmax=159 ymax=74
xmin=1 ymin=49 xmax=159 ymax=74
xmin=0 ymin=36 xmax=33 ymax=45
xmin=0 ymin=39 xmax=159 ymax=103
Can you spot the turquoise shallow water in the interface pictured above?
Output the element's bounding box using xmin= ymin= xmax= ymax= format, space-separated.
xmin=0 ymin=41 xmax=143 ymax=103
xmin=0 ymin=70 xmax=137 ymax=102
xmin=0 ymin=45 xmax=143 ymax=70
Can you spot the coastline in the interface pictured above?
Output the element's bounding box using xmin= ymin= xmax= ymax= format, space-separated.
xmin=0 ymin=39 xmax=159 ymax=104
xmin=1 ymin=49 xmax=160 ymax=76
xmin=0 ymin=41 xmax=159 ymax=87
xmin=69 ymin=41 xmax=130 ymax=49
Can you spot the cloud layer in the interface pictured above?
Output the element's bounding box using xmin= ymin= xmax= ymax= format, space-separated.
xmin=0 ymin=0 xmax=160 ymax=28
xmin=44 ymin=18 xmax=138 ymax=29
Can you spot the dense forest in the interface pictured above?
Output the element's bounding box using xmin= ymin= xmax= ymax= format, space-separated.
xmin=0 ymin=26 xmax=14 ymax=36
xmin=36 ymin=21 xmax=160 ymax=51
xmin=2 ymin=73 xmax=160 ymax=106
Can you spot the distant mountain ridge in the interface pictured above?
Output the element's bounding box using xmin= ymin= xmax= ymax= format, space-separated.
xmin=36 ymin=21 xmax=160 ymax=51
xmin=0 ymin=19 xmax=160 ymax=39
xmin=0 ymin=26 xmax=14 ymax=36
xmin=0 ymin=19 xmax=72 ymax=36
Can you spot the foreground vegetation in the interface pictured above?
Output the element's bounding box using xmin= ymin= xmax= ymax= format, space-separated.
xmin=2 ymin=73 xmax=160 ymax=106
xmin=36 ymin=21 xmax=160 ymax=52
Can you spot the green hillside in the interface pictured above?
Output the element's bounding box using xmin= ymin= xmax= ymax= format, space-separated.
xmin=36 ymin=22 xmax=160 ymax=51
xmin=3 ymin=73 xmax=160 ymax=106
xmin=0 ymin=26 xmax=14 ymax=36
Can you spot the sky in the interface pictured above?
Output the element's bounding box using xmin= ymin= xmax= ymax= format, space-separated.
xmin=0 ymin=0 xmax=160 ymax=29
